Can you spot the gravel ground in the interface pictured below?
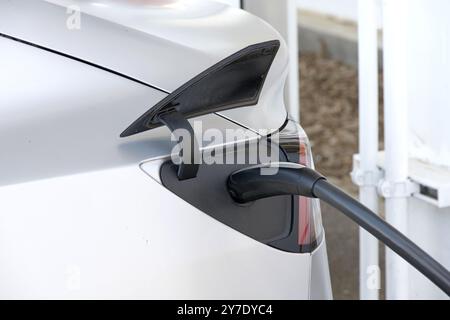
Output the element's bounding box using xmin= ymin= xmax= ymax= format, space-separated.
xmin=300 ymin=52 xmax=384 ymax=193
xmin=299 ymin=52 xmax=385 ymax=300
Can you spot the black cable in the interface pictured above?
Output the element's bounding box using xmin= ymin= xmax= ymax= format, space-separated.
xmin=312 ymin=179 xmax=450 ymax=296
xmin=227 ymin=163 xmax=450 ymax=296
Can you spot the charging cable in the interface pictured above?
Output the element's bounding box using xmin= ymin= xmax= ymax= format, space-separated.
xmin=227 ymin=162 xmax=450 ymax=296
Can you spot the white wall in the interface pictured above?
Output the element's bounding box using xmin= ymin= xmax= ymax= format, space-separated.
xmin=380 ymin=0 xmax=450 ymax=299
xmin=406 ymin=0 xmax=450 ymax=168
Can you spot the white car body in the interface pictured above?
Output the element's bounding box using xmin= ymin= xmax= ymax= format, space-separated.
xmin=0 ymin=0 xmax=332 ymax=299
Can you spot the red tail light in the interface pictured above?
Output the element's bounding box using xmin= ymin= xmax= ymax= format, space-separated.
xmin=278 ymin=119 xmax=324 ymax=252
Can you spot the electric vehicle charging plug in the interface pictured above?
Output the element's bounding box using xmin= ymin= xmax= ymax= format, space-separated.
xmin=227 ymin=162 xmax=450 ymax=296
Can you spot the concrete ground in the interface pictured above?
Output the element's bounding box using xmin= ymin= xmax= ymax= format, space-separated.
xmin=321 ymin=201 xmax=386 ymax=300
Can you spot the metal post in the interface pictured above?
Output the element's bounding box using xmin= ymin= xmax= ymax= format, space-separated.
xmin=357 ymin=0 xmax=380 ymax=300
xmin=381 ymin=0 xmax=410 ymax=300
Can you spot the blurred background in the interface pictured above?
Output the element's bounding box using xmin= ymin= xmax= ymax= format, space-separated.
xmin=221 ymin=0 xmax=450 ymax=300
xmin=297 ymin=0 xmax=381 ymax=300
xmin=229 ymin=0 xmax=378 ymax=300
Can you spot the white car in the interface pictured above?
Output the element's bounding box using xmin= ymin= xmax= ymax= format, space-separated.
xmin=0 ymin=0 xmax=332 ymax=299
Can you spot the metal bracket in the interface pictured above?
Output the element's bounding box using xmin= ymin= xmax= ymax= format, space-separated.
xmin=354 ymin=152 xmax=450 ymax=207
xmin=351 ymin=167 xmax=383 ymax=187
xmin=351 ymin=155 xmax=383 ymax=187
xmin=377 ymin=179 xmax=420 ymax=199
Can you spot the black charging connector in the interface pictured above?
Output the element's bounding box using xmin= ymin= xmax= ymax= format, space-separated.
xmin=227 ymin=162 xmax=450 ymax=296
xmin=228 ymin=163 xmax=325 ymax=202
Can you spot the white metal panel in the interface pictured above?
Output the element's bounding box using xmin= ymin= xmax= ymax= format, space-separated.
xmin=1 ymin=0 xmax=288 ymax=133
xmin=0 ymin=164 xmax=311 ymax=299
xmin=0 ymin=0 xmax=322 ymax=299
xmin=0 ymin=35 xmax=235 ymax=187
xmin=406 ymin=198 xmax=450 ymax=300
xmin=0 ymin=35 xmax=162 ymax=186
xmin=365 ymin=151 xmax=450 ymax=299
xmin=309 ymin=239 xmax=333 ymax=300
xmin=406 ymin=0 xmax=450 ymax=169
xmin=387 ymin=0 xmax=450 ymax=299
xmin=376 ymin=153 xmax=450 ymax=209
